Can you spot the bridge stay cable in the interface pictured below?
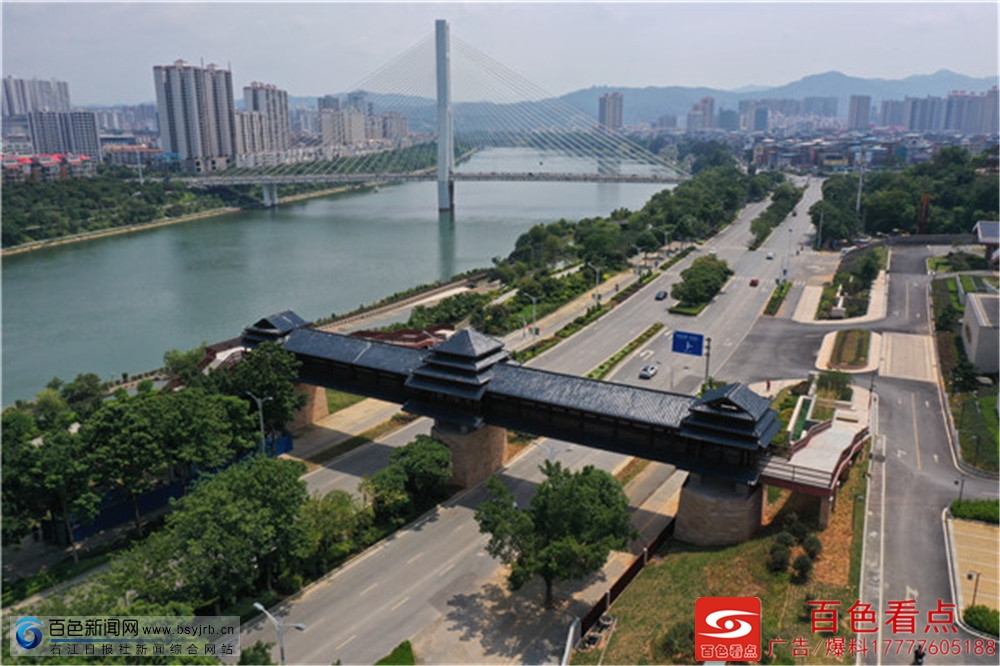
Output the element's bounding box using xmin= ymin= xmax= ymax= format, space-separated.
xmin=188 ymin=23 xmax=688 ymax=197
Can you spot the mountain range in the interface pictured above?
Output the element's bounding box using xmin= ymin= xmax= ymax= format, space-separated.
xmin=289 ymin=69 xmax=997 ymax=127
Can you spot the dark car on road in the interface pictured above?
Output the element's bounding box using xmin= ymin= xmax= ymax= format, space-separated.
xmin=655 ymin=290 xmax=668 ymax=301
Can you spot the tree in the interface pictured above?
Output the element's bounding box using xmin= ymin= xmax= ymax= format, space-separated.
xmin=164 ymin=344 xmax=209 ymax=387
xmin=296 ymin=490 xmax=366 ymax=575
xmin=1 ymin=408 xmax=43 ymax=545
xmin=671 ymin=255 xmax=733 ymax=305
xmin=82 ymin=392 xmax=166 ymax=536
xmin=360 ymin=464 xmax=412 ymax=525
xmin=803 ymin=534 xmax=824 ymax=560
xmin=155 ymin=388 xmax=257 ymax=482
xmin=208 ymin=342 xmax=307 ymax=440
xmin=33 ymin=430 xmax=102 ymax=563
xmin=240 ymin=641 xmax=276 ymax=665
xmin=792 ymin=554 xmax=814 ymax=582
xmin=475 ymin=461 xmax=633 ymax=607
xmin=390 ymin=435 xmax=453 ymax=506
xmin=169 ymin=456 xmax=308 ymax=610
xmin=59 ymin=372 xmax=107 ymax=419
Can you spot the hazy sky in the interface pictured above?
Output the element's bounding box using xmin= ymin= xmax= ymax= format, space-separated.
xmin=3 ymin=1 xmax=998 ymax=106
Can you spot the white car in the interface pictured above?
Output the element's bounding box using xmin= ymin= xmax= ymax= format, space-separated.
xmin=766 ymin=252 xmax=774 ymax=260
xmin=639 ymin=365 xmax=658 ymax=379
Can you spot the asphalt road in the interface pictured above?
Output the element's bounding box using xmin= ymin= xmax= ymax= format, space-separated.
xmin=857 ymin=244 xmax=998 ymax=666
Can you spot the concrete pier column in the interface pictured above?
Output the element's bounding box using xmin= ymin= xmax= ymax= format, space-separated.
xmin=674 ymin=474 xmax=763 ymax=546
xmin=431 ymin=420 xmax=506 ymax=488
xmin=288 ymin=384 xmax=329 ymax=435
xmin=262 ymin=183 xmax=279 ymax=208
xmin=818 ymin=495 xmax=834 ymax=529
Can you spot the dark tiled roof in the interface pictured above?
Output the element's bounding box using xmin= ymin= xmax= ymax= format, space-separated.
xmin=489 ymin=364 xmax=695 ymax=427
xmin=974 ymin=220 xmax=999 ymax=242
xmin=249 ymin=311 xmax=308 ymax=336
xmin=284 ymin=328 xmax=424 ymax=375
xmin=692 ymin=383 xmax=771 ymax=421
xmin=434 ymin=328 xmax=505 ymax=359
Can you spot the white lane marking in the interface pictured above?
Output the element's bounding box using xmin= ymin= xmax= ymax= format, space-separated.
xmin=407 ymin=553 xmax=423 ymax=565
xmin=437 ymin=562 xmax=455 ymax=577
xmin=336 ymin=635 xmax=356 ymax=650
xmin=360 ymin=583 xmax=377 ymax=596
xmin=390 ymin=596 xmax=409 ymax=611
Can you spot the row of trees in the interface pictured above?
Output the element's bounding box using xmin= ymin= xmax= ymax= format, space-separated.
xmin=1 ymin=174 xmax=234 ymax=248
xmin=2 ymin=342 xmax=306 ymax=556
xmin=807 ymin=146 xmax=999 ymax=245
xmin=28 ymin=435 xmax=454 ymax=623
xmin=749 ymin=181 xmax=805 ymax=249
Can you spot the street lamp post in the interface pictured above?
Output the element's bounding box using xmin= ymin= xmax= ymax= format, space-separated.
xmin=631 ymin=245 xmax=643 ymax=274
xmin=524 ymin=292 xmax=539 ymax=336
xmin=968 ymin=571 xmax=982 ymax=606
xmin=955 ymin=476 xmax=966 ymax=502
xmin=253 ymin=602 xmax=306 ymax=666
xmin=587 ymin=263 xmax=603 ymax=304
xmin=246 ymin=391 xmax=273 ymax=455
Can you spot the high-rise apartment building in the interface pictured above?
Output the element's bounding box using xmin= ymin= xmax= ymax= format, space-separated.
xmin=346 ymin=91 xmax=369 ymax=115
xmin=686 ymin=97 xmax=714 ymax=131
xmin=599 ymin=92 xmax=623 ymax=130
xmin=985 ymin=87 xmax=999 ymax=135
xmin=320 ymin=108 xmax=367 ymax=146
xmin=318 ymin=95 xmax=340 ymax=112
xmin=2 ymin=76 xmax=71 ymax=117
xmin=27 ymin=111 xmax=101 ymax=158
xmin=244 ymin=82 xmax=290 ymax=151
xmin=153 ymin=59 xmax=236 ymax=172
xmin=803 ymin=97 xmax=838 ymax=117
xmin=903 ymin=96 xmax=945 ymax=131
xmin=879 ymin=100 xmax=905 ymax=127
xmin=848 ymin=95 xmax=871 ymax=130
xmin=234 ymin=110 xmax=267 ymax=154
xmin=381 ymin=112 xmax=408 ymax=140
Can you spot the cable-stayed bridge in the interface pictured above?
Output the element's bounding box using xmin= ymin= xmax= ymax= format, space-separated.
xmin=183 ymin=21 xmax=689 ymax=210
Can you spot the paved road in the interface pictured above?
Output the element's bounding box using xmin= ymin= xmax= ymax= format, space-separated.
xmin=857 ymin=244 xmax=998 ymax=666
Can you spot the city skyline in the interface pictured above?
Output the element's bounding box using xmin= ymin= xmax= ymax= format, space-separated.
xmin=2 ymin=2 xmax=998 ymax=107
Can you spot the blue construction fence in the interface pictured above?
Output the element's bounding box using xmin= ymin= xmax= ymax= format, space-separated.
xmin=41 ymin=433 xmax=294 ymax=546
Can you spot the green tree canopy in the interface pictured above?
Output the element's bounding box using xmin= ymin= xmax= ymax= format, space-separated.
xmin=207 ymin=342 xmax=307 ymax=440
xmin=475 ymin=461 xmax=634 ymax=606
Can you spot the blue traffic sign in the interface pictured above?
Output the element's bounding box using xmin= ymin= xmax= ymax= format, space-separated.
xmin=672 ymin=331 xmax=704 ymax=357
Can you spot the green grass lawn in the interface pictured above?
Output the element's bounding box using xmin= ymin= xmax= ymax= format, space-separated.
xmin=572 ymin=444 xmax=871 ymax=666
xmin=829 ymin=329 xmax=870 ymax=368
xmin=375 ymin=641 xmax=416 ymax=665
xmin=326 ymin=389 xmax=367 ymax=413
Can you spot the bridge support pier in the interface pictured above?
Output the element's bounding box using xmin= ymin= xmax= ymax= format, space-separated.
xmin=674 ymin=474 xmax=763 ymax=546
xmin=288 ymin=384 xmax=329 ymax=435
xmin=431 ymin=420 xmax=506 ymax=488
xmin=262 ymin=183 xmax=279 ymax=208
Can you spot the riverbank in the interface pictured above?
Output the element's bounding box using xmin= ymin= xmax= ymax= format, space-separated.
xmin=1 ymin=184 xmax=367 ymax=257
xmin=1 ymin=208 xmax=241 ymax=257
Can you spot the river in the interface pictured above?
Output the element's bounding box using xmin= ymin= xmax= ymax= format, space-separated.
xmin=2 ymin=148 xmax=671 ymax=405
